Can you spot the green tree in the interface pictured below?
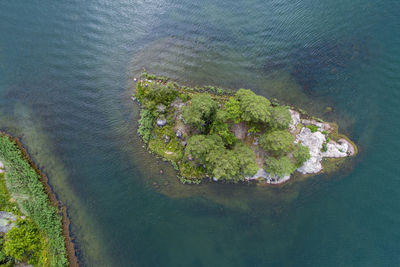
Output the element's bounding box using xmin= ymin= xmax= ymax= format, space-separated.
xmin=234 ymin=142 xmax=259 ymax=176
xmin=208 ymin=149 xmax=240 ymax=180
xmin=182 ymin=94 xmax=217 ymax=131
xmin=184 ymin=135 xmax=224 ymax=163
xmin=270 ymin=106 xmax=291 ymax=130
xmin=235 ymin=89 xmax=271 ymax=124
xmin=265 ymin=156 xmax=295 ymax=178
xmin=224 ymin=97 xmax=242 ymax=123
xmin=292 ymin=143 xmax=310 ymax=167
xmin=260 ymin=130 xmax=294 ymax=155
xmin=4 ymin=220 xmax=42 ymax=265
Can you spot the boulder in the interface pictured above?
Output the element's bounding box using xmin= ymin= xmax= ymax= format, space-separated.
xmin=296 ymin=127 xmax=325 ymax=174
xmin=289 ymin=109 xmax=300 ymax=132
xmin=176 ymin=130 xmax=183 ymax=138
xmin=0 ymin=212 xmax=17 ymax=233
xmin=156 ymin=118 xmax=167 ymax=127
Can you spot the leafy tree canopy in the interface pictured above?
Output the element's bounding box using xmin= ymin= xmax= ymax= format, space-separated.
xmin=260 ymin=130 xmax=294 ymax=155
xmin=208 ymin=149 xmax=240 ymax=180
xmin=234 ymin=142 xmax=259 ymax=176
xmin=265 ymin=156 xmax=295 ymax=178
xmin=182 ymin=94 xmax=217 ymax=131
xmin=270 ymin=106 xmax=291 ymax=130
xmin=235 ymin=89 xmax=271 ymax=124
xmin=184 ymin=134 xmax=224 ymax=163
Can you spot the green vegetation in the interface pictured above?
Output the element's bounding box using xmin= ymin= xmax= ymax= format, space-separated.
xmin=4 ymin=219 xmax=47 ymax=265
xmin=182 ymin=94 xmax=217 ymax=132
xmin=134 ymin=74 xmax=312 ymax=184
xmin=235 ymin=89 xmax=271 ymax=124
xmin=260 ymin=130 xmax=294 ymax=156
xmin=0 ymin=135 xmax=68 ymax=266
xmin=292 ymin=144 xmax=311 ymax=167
xmin=306 ymin=125 xmax=319 ymax=133
xmin=265 ymin=156 xmax=295 ymax=178
xmin=138 ymin=109 xmax=154 ymax=143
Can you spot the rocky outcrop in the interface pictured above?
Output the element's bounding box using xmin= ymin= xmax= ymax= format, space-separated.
xmin=296 ymin=125 xmax=354 ymax=174
xmin=296 ymin=127 xmax=325 ymax=174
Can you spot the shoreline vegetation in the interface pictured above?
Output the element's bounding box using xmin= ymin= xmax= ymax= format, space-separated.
xmin=0 ymin=132 xmax=78 ymax=267
xmin=133 ymin=72 xmax=357 ymax=185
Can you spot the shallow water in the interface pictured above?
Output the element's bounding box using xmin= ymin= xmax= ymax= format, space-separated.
xmin=1 ymin=0 xmax=400 ymax=266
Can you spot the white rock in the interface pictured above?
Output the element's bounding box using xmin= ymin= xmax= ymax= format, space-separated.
xmin=321 ymin=141 xmax=347 ymax=158
xmin=296 ymin=127 xmax=325 ymax=174
xmin=156 ymin=118 xmax=167 ymax=127
xmin=289 ymin=109 xmax=300 ymax=132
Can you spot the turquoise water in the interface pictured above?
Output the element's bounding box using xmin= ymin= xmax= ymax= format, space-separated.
xmin=1 ymin=0 xmax=399 ymax=266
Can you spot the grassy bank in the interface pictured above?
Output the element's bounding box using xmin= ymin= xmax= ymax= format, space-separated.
xmin=0 ymin=134 xmax=68 ymax=266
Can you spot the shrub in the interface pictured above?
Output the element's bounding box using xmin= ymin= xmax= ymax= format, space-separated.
xmin=224 ymin=97 xmax=242 ymax=123
xmin=210 ymin=120 xmax=236 ymax=146
xmin=321 ymin=142 xmax=328 ymax=152
xmin=4 ymin=219 xmax=45 ymax=265
xmin=260 ymin=130 xmax=294 ymax=155
xmin=265 ymin=156 xmax=295 ymax=178
xmin=306 ymin=125 xmax=319 ymax=133
xmin=138 ymin=109 xmax=154 ymax=143
xmin=292 ymin=143 xmax=310 ymax=167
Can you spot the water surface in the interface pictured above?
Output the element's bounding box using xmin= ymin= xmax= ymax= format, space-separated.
xmin=0 ymin=0 xmax=399 ymax=266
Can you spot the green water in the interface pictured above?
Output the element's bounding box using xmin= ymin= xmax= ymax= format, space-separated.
xmin=0 ymin=0 xmax=399 ymax=266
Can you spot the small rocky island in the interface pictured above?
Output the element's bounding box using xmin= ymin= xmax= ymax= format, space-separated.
xmin=133 ymin=73 xmax=356 ymax=185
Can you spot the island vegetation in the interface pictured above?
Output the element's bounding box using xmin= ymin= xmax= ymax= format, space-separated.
xmin=0 ymin=133 xmax=69 ymax=267
xmin=134 ymin=73 xmax=356 ymax=185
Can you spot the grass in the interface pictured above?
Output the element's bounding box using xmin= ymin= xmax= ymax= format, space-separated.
xmin=0 ymin=134 xmax=68 ymax=267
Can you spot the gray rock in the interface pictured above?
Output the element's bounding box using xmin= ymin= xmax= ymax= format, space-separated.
xmin=0 ymin=212 xmax=17 ymax=233
xmin=181 ymin=140 xmax=187 ymax=146
xmin=164 ymin=135 xmax=170 ymax=143
xmin=176 ymin=130 xmax=183 ymax=138
xmin=156 ymin=118 xmax=167 ymax=127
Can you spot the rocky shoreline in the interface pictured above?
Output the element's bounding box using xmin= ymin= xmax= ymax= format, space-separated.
xmin=245 ymin=109 xmax=356 ymax=185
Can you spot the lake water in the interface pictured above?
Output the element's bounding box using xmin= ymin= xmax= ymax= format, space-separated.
xmin=1 ymin=1 xmax=399 ymax=266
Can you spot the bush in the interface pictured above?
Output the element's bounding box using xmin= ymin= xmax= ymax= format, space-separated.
xmin=260 ymin=130 xmax=294 ymax=155
xmin=292 ymin=143 xmax=310 ymax=167
xmin=321 ymin=142 xmax=328 ymax=152
xmin=224 ymin=97 xmax=242 ymax=123
xmin=265 ymin=156 xmax=295 ymax=178
xmin=4 ymin=219 xmax=46 ymax=265
xmin=306 ymin=125 xmax=319 ymax=133
xmin=210 ymin=120 xmax=236 ymax=146
xmin=138 ymin=109 xmax=154 ymax=143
